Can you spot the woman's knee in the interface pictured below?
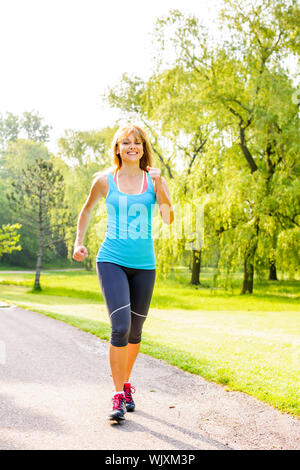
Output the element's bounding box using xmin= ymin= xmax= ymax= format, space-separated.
xmin=128 ymin=324 xmax=143 ymax=344
xmin=111 ymin=325 xmax=130 ymax=347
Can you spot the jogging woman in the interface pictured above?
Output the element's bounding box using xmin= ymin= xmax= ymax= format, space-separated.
xmin=73 ymin=124 xmax=174 ymax=422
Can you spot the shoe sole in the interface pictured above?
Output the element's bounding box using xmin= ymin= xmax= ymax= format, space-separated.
xmin=108 ymin=414 xmax=126 ymax=422
xmin=126 ymin=406 xmax=135 ymax=412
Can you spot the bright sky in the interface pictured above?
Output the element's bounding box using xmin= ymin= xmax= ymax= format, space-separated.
xmin=1 ymin=0 xmax=298 ymax=154
xmin=0 ymin=0 xmax=224 ymax=152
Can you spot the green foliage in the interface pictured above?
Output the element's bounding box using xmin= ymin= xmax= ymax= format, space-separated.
xmin=7 ymin=157 xmax=65 ymax=233
xmin=0 ymin=110 xmax=50 ymax=151
xmin=0 ymin=111 xmax=52 ymax=266
xmin=20 ymin=111 xmax=51 ymax=142
xmin=6 ymin=155 xmax=68 ymax=288
xmin=0 ymin=224 xmax=22 ymax=257
xmin=103 ymin=1 xmax=300 ymax=291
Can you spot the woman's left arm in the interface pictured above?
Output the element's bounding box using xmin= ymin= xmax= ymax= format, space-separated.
xmin=147 ymin=166 xmax=174 ymax=225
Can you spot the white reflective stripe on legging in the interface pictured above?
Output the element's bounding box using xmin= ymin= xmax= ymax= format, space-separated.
xmin=131 ymin=310 xmax=147 ymax=318
xmin=110 ymin=303 xmax=131 ymax=318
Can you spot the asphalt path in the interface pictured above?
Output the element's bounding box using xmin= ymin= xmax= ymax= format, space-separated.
xmin=0 ymin=303 xmax=299 ymax=450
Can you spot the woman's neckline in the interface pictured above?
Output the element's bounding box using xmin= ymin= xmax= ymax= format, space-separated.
xmin=114 ymin=170 xmax=147 ymax=195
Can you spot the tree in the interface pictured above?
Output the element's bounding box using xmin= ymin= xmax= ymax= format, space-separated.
xmin=7 ymin=158 xmax=67 ymax=290
xmin=20 ymin=111 xmax=51 ymax=142
xmin=1 ymin=140 xmax=50 ymax=267
xmin=147 ymin=1 xmax=300 ymax=292
xmin=0 ymin=111 xmax=52 ymax=267
xmin=0 ymin=110 xmax=50 ymax=151
xmin=0 ymin=113 xmax=20 ymax=151
xmin=104 ymin=1 xmax=300 ymax=291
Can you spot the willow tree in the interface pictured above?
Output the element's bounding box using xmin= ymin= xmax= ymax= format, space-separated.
xmin=146 ymin=0 xmax=300 ymax=293
xmin=104 ymin=0 xmax=300 ymax=291
xmin=219 ymin=0 xmax=300 ymax=283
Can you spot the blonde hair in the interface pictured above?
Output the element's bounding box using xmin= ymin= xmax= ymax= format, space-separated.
xmin=111 ymin=124 xmax=153 ymax=171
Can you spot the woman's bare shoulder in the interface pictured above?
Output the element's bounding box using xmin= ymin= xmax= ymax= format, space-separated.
xmin=92 ymin=167 xmax=115 ymax=197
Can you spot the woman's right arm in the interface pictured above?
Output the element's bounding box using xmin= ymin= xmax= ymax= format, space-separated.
xmin=73 ymin=174 xmax=108 ymax=262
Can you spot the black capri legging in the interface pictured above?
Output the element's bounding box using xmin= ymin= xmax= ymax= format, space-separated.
xmin=96 ymin=262 xmax=156 ymax=347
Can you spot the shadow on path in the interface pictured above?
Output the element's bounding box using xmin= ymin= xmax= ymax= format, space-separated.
xmin=0 ymin=393 xmax=66 ymax=434
xmin=109 ymin=409 xmax=232 ymax=450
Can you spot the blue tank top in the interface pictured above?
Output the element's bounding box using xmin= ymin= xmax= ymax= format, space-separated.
xmin=96 ymin=171 xmax=157 ymax=269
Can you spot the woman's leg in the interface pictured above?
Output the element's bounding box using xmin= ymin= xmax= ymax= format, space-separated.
xmin=109 ymin=344 xmax=128 ymax=392
xmin=125 ymin=342 xmax=140 ymax=383
xmin=127 ymin=268 xmax=156 ymax=381
xmin=96 ymin=263 xmax=155 ymax=389
xmin=96 ymin=262 xmax=131 ymax=391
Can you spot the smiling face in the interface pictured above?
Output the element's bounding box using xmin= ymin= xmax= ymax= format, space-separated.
xmin=117 ymin=131 xmax=144 ymax=164
xmin=112 ymin=124 xmax=153 ymax=171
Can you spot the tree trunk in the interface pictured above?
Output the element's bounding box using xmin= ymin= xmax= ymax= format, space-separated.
xmin=241 ymin=218 xmax=259 ymax=294
xmin=85 ymin=257 xmax=92 ymax=271
xmin=239 ymin=125 xmax=258 ymax=173
xmin=266 ymin=140 xmax=278 ymax=283
xmin=34 ymin=193 xmax=43 ymax=291
xmin=187 ymin=250 xmax=192 ymax=272
xmin=241 ymin=248 xmax=255 ymax=294
xmin=269 ymin=259 xmax=278 ymax=281
xmin=191 ymin=249 xmax=201 ymax=285
xmin=34 ymin=231 xmax=43 ymax=290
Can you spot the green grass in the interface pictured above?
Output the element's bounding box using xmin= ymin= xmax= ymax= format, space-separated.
xmin=1 ymin=269 xmax=299 ymax=311
xmin=0 ymin=268 xmax=299 ymax=416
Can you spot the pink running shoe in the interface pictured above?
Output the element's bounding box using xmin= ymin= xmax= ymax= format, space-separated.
xmin=108 ymin=393 xmax=127 ymax=422
xmin=123 ymin=383 xmax=136 ymax=412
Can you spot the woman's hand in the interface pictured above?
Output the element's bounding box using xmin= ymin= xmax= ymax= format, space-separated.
xmin=73 ymin=245 xmax=88 ymax=262
xmin=147 ymin=166 xmax=174 ymax=225
xmin=146 ymin=166 xmax=162 ymax=185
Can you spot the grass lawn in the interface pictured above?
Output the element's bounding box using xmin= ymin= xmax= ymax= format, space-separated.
xmin=0 ymin=268 xmax=299 ymax=416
